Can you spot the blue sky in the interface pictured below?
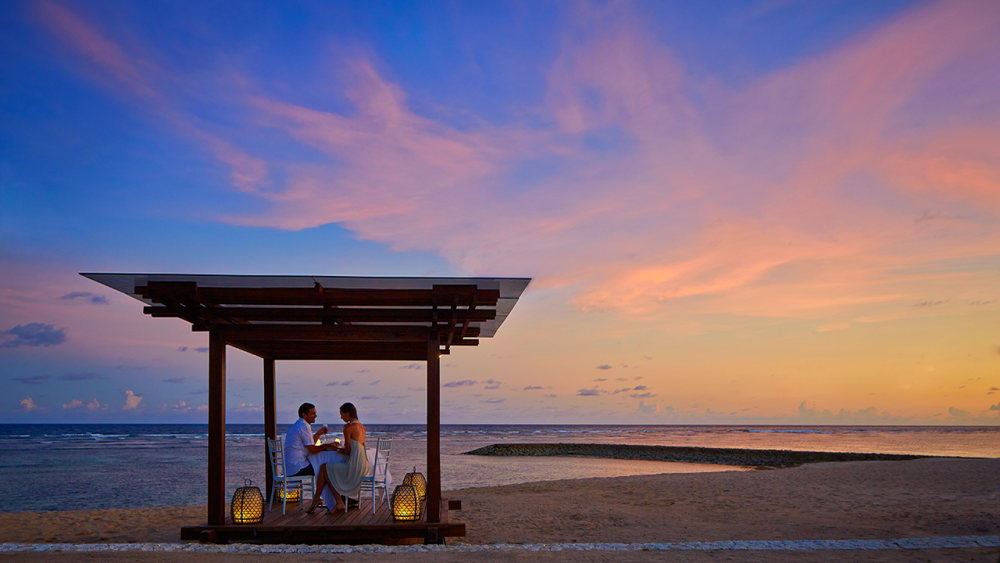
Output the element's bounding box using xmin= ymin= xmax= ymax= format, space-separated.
xmin=2 ymin=0 xmax=998 ymax=424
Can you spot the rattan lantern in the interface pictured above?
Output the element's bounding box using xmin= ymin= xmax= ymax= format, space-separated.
xmin=402 ymin=466 xmax=426 ymax=501
xmin=390 ymin=483 xmax=421 ymax=521
xmin=276 ymin=486 xmax=301 ymax=502
xmin=231 ymin=479 xmax=264 ymax=524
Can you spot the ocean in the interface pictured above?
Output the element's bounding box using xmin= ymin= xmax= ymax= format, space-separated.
xmin=1 ymin=424 xmax=996 ymax=513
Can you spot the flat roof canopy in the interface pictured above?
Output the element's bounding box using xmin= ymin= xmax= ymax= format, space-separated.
xmin=83 ymin=273 xmax=530 ymax=361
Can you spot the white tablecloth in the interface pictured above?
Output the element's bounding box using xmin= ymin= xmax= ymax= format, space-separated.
xmin=307 ymin=445 xmax=390 ymax=509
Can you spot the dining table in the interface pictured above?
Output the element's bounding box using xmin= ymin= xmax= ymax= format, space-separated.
xmin=307 ymin=436 xmax=389 ymax=510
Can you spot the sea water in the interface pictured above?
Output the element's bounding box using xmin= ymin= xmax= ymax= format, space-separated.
xmin=0 ymin=424 xmax=996 ymax=512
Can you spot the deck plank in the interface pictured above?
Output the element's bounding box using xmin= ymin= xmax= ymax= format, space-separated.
xmin=181 ymin=496 xmax=463 ymax=544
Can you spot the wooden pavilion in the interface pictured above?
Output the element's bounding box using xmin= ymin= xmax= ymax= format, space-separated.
xmin=83 ymin=273 xmax=530 ymax=544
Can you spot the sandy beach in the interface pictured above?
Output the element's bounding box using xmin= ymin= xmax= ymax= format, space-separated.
xmin=1 ymin=457 xmax=997 ymax=561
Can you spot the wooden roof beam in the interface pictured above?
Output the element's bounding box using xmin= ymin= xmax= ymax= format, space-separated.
xmin=143 ymin=306 xmax=496 ymax=324
xmin=189 ymin=286 xmax=499 ymax=307
xmin=211 ymin=324 xmax=480 ymax=341
xmin=226 ymin=340 xmax=451 ymax=361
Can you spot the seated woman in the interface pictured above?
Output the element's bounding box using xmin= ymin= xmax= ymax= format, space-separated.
xmin=306 ymin=402 xmax=369 ymax=514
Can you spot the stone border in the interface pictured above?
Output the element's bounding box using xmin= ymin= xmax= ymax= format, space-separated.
xmin=1 ymin=536 xmax=997 ymax=553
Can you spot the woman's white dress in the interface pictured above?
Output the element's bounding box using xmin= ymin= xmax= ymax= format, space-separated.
xmin=324 ymin=439 xmax=370 ymax=498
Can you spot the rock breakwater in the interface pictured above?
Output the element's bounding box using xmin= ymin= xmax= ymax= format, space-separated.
xmin=462 ymin=443 xmax=928 ymax=468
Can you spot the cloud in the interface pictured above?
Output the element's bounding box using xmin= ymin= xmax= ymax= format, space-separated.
xmin=1 ymin=323 xmax=67 ymax=348
xmin=633 ymin=385 xmax=648 ymax=391
xmin=630 ymin=392 xmax=655 ymax=399
xmin=523 ymin=385 xmax=544 ymax=390
xmin=989 ymin=403 xmax=999 ymax=412
xmin=596 ymin=365 xmax=612 ymax=370
xmin=169 ymin=401 xmax=207 ymax=413
xmin=482 ymin=398 xmax=506 ymax=404
xmin=59 ymin=372 xmax=102 ymax=381
xmin=122 ymin=390 xmax=142 ymax=410
xmin=62 ymin=398 xmax=103 ymax=411
xmin=636 ymin=401 xmax=656 ymax=415
xmin=988 ymin=387 xmax=999 ymax=395
xmin=179 ymin=346 xmax=209 ymax=353
xmin=59 ymin=291 xmax=109 ymax=305
xmin=170 ymin=401 xmax=192 ymax=413
xmin=593 ymin=377 xmax=607 ymax=382
xmin=14 ymin=375 xmax=51 ymax=384
xmin=368 ymin=379 xmax=381 ymax=386
xmin=162 ymin=377 xmax=185 ymax=384
xmin=443 ymin=379 xmax=477 ymax=388
xmin=33 ymin=0 xmax=269 ymax=192
xmin=484 ymin=379 xmax=501 ymax=390
xmin=287 ymin=2 xmax=995 ymax=320
xmin=31 ymin=0 xmax=1000 ymax=330
xmin=326 ymin=380 xmax=354 ymax=386
xmin=19 ymin=397 xmax=38 ymax=411
xmin=577 ymin=388 xmax=601 ymax=396
xmin=400 ymin=364 xmax=423 ymax=370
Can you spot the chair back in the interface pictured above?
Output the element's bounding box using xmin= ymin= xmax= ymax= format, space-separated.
xmin=372 ymin=435 xmax=392 ymax=479
xmin=266 ymin=438 xmax=286 ymax=480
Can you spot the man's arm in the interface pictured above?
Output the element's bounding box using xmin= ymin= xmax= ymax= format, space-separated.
xmin=311 ymin=425 xmax=328 ymax=443
xmin=301 ymin=425 xmax=333 ymax=455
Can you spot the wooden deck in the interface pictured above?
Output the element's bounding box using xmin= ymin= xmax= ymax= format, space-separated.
xmin=180 ymin=496 xmax=464 ymax=544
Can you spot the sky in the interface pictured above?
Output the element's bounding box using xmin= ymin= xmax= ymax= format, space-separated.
xmin=1 ymin=0 xmax=998 ymax=425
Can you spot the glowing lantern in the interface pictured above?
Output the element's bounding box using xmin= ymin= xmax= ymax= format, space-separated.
xmin=231 ymin=479 xmax=264 ymax=524
xmin=402 ymin=467 xmax=426 ymax=501
xmin=390 ymin=484 xmax=421 ymax=521
xmin=276 ymin=487 xmax=301 ymax=502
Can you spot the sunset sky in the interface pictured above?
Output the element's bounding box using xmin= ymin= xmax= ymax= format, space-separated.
xmin=2 ymin=0 xmax=998 ymax=425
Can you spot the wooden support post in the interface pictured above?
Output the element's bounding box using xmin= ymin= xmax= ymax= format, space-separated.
xmin=263 ymin=357 xmax=276 ymax=503
xmin=426 ymin=335 xmax=441 ymax=523
xmin=207 ymin=329 xmax=227 ymax=526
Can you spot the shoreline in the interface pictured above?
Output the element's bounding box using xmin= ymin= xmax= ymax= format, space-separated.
xmin=463 ymin=443 xmax=931 ymax=467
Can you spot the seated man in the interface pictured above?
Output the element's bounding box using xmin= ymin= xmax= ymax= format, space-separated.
xmin=284 ymin=402 xmax=335 ymax=477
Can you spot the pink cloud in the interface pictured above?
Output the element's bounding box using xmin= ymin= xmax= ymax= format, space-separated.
xmin=33 ymin=1 xmax=270 ymax=194
xmin=122 ymin=390 xmax=142 ymax=411
xmin=34 ymin=0 xmax=157 ymax=100
xmin=233 ymin=0 xmax=997 ymax=324
xmin=32 ymin=1 xmax=1000 ymax=322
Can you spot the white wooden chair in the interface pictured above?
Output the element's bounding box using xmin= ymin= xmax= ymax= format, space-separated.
xmin=266 ymin=438 xmax=314 ymax=515
xmin=356 ymin=435 xmax=392 ymax=515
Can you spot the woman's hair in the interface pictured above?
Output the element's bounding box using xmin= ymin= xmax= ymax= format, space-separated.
xmin=298 ymin=402 xmax=315 ymax=418
xmin=339 ymin=402 xmax=358 ymax=419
